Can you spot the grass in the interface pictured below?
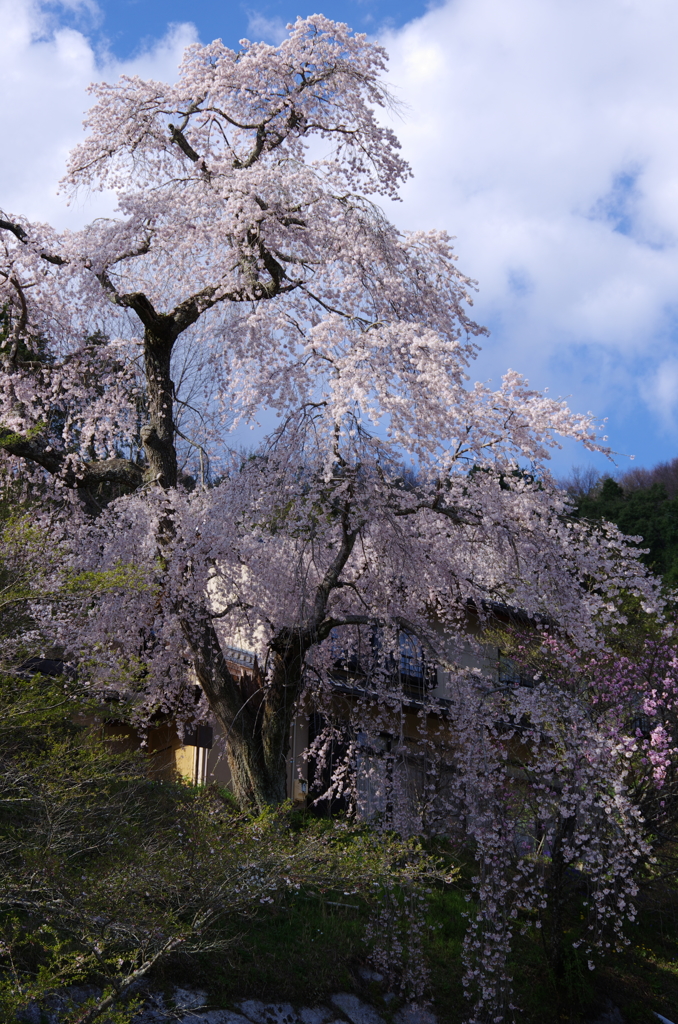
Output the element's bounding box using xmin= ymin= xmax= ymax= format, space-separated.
xmin=174 ymin=895 xmax=370 ymax=1006
xmin=5 ymin=677 xmax=677 ymax=1023
xmin=152 ymin=888 xmax=372 ymax=1007
xmin=419 ymin=889 xmax=467 ymax=1021
xmin=152 ymin=845 xmax=678 ymax=1024
xmin=595 ymin=885 xmax=678 ymax=1024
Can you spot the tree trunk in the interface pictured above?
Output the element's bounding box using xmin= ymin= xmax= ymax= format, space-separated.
xmin=547 ymin=813 xmax=577 ymax=979
xmin=182 ymin=614 xmax=307 ymax=812
xmin=203 ymin=537 xmax=356 ymax=810
xmin=135 ymin=313 xmax=353 ymax=813
xmin=137 ymin=312 xmax=312 ymax=811
xmin=222 ymin=641 xmax=308 ymax=810
xmin=225 ymin=717 xmax=290 ymax=810
xmin=142 ymin=329 xmax=177 ymax=488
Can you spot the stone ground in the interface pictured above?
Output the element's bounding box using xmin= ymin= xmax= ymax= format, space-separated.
xmin=17 ymin=974 xmax=663 ymax=1024
xmin=18 ymin=982 xmax=437 ymax=1024
xmin=137 ymin=992 xmax=439 ymax=1024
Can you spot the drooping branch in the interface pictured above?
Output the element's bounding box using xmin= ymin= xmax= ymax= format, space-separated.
xmin=0 ymin=218 xmax=66 ymax=265
xmin=0 ymin=219 xmax=27 ymax=243
xmin=0 ymin=423 xmax=143 ymax=502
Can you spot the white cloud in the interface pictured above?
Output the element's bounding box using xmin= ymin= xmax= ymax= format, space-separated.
xmin=0 ymin=0 xmax=198 ymax=228
xmin=245 ymin=11 xmax=288 ymax=45
xmin=640 ymin=358 xmax=678 ymax=431
xmin=380 ymin=0 xmax=678 ymax=463
xmin=2 ymin=0 xmax=678 ymax=467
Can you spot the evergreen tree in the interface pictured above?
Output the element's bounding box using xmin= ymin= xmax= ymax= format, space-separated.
xmin=574 ymin=476 xmax=678 ymax=586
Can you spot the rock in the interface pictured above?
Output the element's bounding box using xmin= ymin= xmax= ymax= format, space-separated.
xmin=185 ymin=1014 xmax=254 ymax=1024
xmin=16 ymin=1002 xmax=43 ymax=1024
xmin=31 ymin=985 xmax=103 ymax=1024
xmin=175 ymin=990 xmax=209 ymax=1011
xmin=298 ymin=1008 xmax=335 ymax=1024
xmin=32 ymin=986 xmax=405 ymax=1024
xmin=128 ymin=991 xmax=167 ymax=1024
xmin=358 ymin=970 xmax=384 ymax=984
xmin=393 ymin=1006 xmax=437 ymax=1024
xmin=330 ymin=994 xmax=385 ymax=1024
xmin=586 ymin=1000 xmax=625 ymax=1024
xmin=237 ymin=1002 xmax=299 ymax=1024
xmin=131 ymin=1010 xmax=168 ymax=1024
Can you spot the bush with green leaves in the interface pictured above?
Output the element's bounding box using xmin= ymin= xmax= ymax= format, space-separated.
xmin=0 ymin=671 xmax=446 ymax=1024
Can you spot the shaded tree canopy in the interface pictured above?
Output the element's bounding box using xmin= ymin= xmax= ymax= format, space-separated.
xmin=572 ymin=475 xmax=678 ymax=586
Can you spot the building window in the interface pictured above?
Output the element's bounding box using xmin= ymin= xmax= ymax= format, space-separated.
xmin=398 ymin=632 xmax=436 ymax=699
xmin=327 ymin=628 xmax=435 ymax=700
xmin=631 ymin=714 xmax=651 ymax=737
xmin=498 ymin=652 xmax=533 ymax=687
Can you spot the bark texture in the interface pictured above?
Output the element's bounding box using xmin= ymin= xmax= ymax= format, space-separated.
xmin=180 ymin=614 xmax=308 ymax=809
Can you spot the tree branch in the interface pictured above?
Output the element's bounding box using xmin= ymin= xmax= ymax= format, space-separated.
xmin=168 ymin=123 xmax=202 ymax=163
xmin=391 ymin=500 xmax=481 ymax=527
xmin=0 ymin=218 xmax=66 ymax=265
xmin=0 ymin=424 xmax=143 ymax=497
xmin=73 ymin=931 xmax=188 ymax=1024
xmin=0 ymin=219 xmax=27 ymax=243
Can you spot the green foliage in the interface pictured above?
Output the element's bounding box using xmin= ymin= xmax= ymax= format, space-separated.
xmin=0 ymin=493 xmax=154 ymax=665
xmin=574 ymin=477 xmax=678 ymax=586
xmin=0 ymin=675 xmax=447 ymax=1022
xmin=61 ymin=562 xmax=152 ymax=596
xmin=0 ymin=422 xmax=45 ymax=450
xmin=2 ymin=668 xmax=677 ymax=1022
xmin=0 ymin=504 xmax=55 ymax=655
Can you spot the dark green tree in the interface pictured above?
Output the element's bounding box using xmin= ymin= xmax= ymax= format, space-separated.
xmin=574 ymin=476 xmax=678 ymax=586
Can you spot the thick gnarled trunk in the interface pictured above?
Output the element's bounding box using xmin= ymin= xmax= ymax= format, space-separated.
xmin=226 ymin=641 xmax=307 ymax=809
xmin=142 ymin=329 xmax=178 ymax=488
xmin=225 ymin=711 xmax=291 ymax=810
xmin=136 ymin=313 xmax=316 ymax=812
xmin=182 ymin=613 xmax=307 ymax=812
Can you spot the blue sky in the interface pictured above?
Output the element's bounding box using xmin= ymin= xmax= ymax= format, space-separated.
xmin=2 ymin=0 xmax=678 ymax=480
xmin=52 ymin=0 xmax=431 ymax=57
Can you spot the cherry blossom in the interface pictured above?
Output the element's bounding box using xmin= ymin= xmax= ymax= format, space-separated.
xmin=0 ymin=17 xmax=665 ymax=1021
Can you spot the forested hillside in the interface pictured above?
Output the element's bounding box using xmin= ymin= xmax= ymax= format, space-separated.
xmin=566 ymin=458 xmax=678 ymax=585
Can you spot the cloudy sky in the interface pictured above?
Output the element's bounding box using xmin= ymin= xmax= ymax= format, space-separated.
xmin=2 ymin=0 xmax=677 ymax=477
